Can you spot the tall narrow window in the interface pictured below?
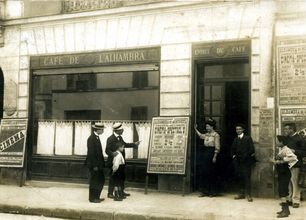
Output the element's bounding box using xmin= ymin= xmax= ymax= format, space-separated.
xmin=67 ymin=73 xmax=96 ymax=90
xmin=131 ymin=106 xmax=148 ymax=120
xmin=133 ymin=71 xmax=148 ymax=88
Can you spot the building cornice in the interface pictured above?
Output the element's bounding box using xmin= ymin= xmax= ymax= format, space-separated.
xmin=275 ymin=12 xmax=306 ymax=20
xmin=3 ymin=1 xmax=247 ymax=27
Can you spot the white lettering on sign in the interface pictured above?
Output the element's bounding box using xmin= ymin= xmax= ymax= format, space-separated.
xmin=69 ymin=56 xmax=79 ymax=64
xmin=43 ymin=56 xmax=64 ymax=66
xmin=194 ymin=48 xmax=210 ymax=56
xmin=232 ymin=46 xmax=246 ymax=53
xmin=0 ymin=130 xmax=25 ymax=152
xmin=98 ymin=51 xmax=145 ymax=63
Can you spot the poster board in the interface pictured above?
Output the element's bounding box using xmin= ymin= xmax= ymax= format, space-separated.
xmin=147 ymin=116 xmax=189 ymax=175
xmin=259 ymin=109 xmax=274 ymax=147
xmin=277 ymin=37 xmax=306 ymax=105
xmin=0 ymin=119 xmax=28 ymax=168
xmin=279 ymin=107 xmax=306 ymax=139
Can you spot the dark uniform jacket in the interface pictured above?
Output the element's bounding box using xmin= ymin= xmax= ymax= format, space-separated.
xmin=105 ymin=134 xmax=136 ymax=168
xmin=286 ymin=133 xmax=306 ymax=168
xmin=231 ymin=134 xmax=256 ymax=166
xmin=85 ymin=133 xmax=105 ymax=170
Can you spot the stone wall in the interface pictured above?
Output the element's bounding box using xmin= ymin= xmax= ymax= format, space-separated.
xmin=0 ymin=1 xmax=286 ymax=194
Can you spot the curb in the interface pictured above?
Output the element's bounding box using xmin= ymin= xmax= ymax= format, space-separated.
xmin=0 ymin=204 xmax=189 ymax=220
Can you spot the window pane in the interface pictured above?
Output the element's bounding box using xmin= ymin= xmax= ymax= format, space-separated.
xmin=223 ymin=63 xmax=249 ymax=77
xmin=212 ymin=101 xmax=222 ymax=115
xmin=204 ymin=101 xmax=210 ymax=114
xmin=212 ymin=86 xmax=222 ymax=100
xmin=204 ymin=86 xmax=210 ymax=100
xmin=204 ymin=65 xmax=223 ymax=78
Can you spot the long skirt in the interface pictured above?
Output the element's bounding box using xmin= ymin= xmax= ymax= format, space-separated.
xmin=199 ymin=147 xmax=217 ymax=194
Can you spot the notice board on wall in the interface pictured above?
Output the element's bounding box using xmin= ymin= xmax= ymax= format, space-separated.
xmin=147 ymin=117 xmax=189 ymax=175
xmin=259 ymin=109 xmax=275 ymax=147
xmin=280 ymin=108 xmax=306 ymax=139
xmin=277 ymin=37 xmax=306 ymax=105
xmin=0 ymin=119 xmax=28 ymax=168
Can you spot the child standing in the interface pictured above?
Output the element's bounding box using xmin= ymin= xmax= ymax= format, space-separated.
xmin=272 ymin=135 xmax=298 ymax=218
xmin=111 ymin=142 xmax=126 ymax=201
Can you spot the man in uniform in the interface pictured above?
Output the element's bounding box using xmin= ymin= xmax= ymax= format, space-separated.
xmin=106 ymin=122 xmax=139 ymax=198
xmin=85 ymin=122 xmax=105 ymax=203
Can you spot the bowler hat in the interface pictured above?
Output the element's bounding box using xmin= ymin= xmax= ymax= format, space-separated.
xmin=113 ymin=122 xmax=123 ymax=130
xmin=92 ymin=122 xmax=104 ymax=130
xmin=235 ymin=123 xmax=246 ymax=129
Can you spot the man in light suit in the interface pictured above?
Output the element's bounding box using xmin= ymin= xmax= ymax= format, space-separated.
xmin=284 ymin=123 xmax=306 ymax=208
xmin=231 ymin=123 xmax=256 ymax=202
xmin=105 ymin=122 xmax=139 ymax=198
xmin=85 ymin=122 xmax=105 ymax=203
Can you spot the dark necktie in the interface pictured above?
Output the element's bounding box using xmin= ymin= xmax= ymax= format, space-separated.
xmin=118 ymin=136 xmax=123 ymax=142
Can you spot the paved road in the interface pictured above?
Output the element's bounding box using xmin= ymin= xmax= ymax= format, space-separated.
xmin=0 ymin=213 xmax=66 ymax=220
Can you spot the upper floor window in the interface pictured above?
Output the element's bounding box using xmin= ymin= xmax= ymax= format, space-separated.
xmin=67 ymin=73 xmax=96 ymax=91
xmin=133 ymin=71 xmax=148 ymax=89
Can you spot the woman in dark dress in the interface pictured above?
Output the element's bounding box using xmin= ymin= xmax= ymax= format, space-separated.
xmin=195 ymin=118 xmax=220 ymax=197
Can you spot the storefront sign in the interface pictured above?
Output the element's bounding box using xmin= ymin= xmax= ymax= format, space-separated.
xmin=147 ymin=117 xmax=189 ymax=175
xmin=280 ymin=108 xmax=306 ymax=139
xmin=259 ymin=109 xmax=274 ymax=147
xmin=193 ymin=41 xmax=250 ymax=59
xmin=31 ymin=47 xmax=160 ymax=69
xmin=0 ymin=119 xmax=27 ymax=167
xmin=277 ymin=37 xmax=306 ymax=105
xmin=62 ymin=0 xmax=162 ymax=13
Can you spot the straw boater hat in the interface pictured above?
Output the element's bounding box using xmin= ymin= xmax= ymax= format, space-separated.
xmin=112 ymin=122 xmax=123 ymax=131
xmin=92 ymin=122 xmax=104 ymax=130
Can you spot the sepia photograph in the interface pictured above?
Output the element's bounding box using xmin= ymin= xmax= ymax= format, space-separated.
xmin=0 ymin=0 xmax=306 ymax=219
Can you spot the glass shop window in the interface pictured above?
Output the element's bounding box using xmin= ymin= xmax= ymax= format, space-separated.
xmin=32 ymin=70 xmax=159 ymax=158
xmin=204 ymin=62 xmax=249 ymax=79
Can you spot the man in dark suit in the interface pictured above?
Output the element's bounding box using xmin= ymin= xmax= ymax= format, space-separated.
xmin=85 ymin=122 xmax=105 ymax=203
xmin=284 ymin=123 xmax=306 ymax=208
xmin=106 ymin=122 xmax=139 ymax=198
xmin=231 ymin=123 xmax=256 ymax=202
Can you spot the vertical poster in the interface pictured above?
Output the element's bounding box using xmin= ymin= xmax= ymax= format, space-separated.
xmin=147 ymin=117 xmax=189 ymax=175
xmin=280 ymin=108 xmax=306 ymax=140
xmin=277 ymin=38 xmax=306 ymax=105
xmin=259 ymin=109 xmax=274 ymax=147
xmin=0 ymin=119 xmax=28 ymax=167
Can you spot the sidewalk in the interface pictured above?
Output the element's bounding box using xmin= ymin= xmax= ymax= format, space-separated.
xmin=0 ymin=181 xmax=305 ymax=220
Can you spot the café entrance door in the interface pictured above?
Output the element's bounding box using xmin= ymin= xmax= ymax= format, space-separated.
xmin=194 ymin=60 xmax=250 ymax=192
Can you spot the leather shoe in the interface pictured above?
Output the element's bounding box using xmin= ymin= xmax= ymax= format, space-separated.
xmin=198 ymin=192 xmax=209 ymax=197
xmin=234 ymin=195 xmax=245 ymax=200
xmin=247 ymin=195 xmax=253 ymax=202
xmin=123 ymin=192 xmax=130 ymax=196
xmin=107 ymin=193 xmax=114 ymax=199
xmin=292 ymin=203 xmax=299 ymax=208
xmin=89 ymin=199 xmax=101 ymax=203
xmin=98 ymin=198 xmax=105 ymax=202
xmin=279 ymin=201 xmax=292 ymax=206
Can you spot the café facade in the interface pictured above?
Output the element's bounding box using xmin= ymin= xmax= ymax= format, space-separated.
xmin=0 ymin=0 xmax=306 ymax=197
